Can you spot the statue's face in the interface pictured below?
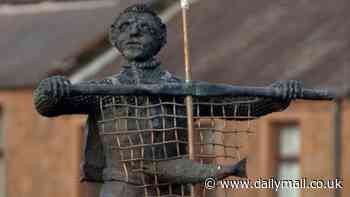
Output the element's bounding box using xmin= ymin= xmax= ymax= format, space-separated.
xmin=113 ymin=12 xmax=162 ymax=61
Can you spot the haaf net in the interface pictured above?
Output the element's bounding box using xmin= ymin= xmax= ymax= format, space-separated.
xmin=97 ymin=95 xmax=257 ymax=197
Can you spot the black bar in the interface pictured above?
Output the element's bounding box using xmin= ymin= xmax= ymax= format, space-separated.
xmin=334 ymin=99 xmax=342 ymax=197
xmin=70 ymin=82 xmax=336 ymax=100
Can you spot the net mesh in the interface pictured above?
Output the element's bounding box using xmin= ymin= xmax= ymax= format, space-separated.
xmin=97 ymin=95 xmax=257 ymax=197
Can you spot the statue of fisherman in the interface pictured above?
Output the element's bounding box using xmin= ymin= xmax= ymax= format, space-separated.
xmin=33 ymin=4 xmax=301 ymax=197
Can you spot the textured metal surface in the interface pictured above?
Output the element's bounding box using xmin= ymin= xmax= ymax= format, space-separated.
xmin=97 ymin=95 xmax=256 ymax=196
xmin=32 ymin=3 xmax=330 ymax=197
xmin=69 ymin=82 xmax=335 ymax=100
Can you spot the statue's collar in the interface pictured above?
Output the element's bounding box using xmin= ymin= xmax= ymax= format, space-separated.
xmin=123 ymin=58 xmax=160 ymax=69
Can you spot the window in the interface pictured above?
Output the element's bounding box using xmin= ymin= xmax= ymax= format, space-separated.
xmin=0 ymin=106 xmax=5 ymax=197
xmin=276 ymin=124 xmax=300 ymax=197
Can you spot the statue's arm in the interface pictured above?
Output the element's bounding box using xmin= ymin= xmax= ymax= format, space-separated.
xmin=144 ymin=158 xmax=246 ymax=184
xmin=195 ymin=80 xmax=301 ymax=120
xmin=33 ymin=75 xmax=111 ymax=117
xmin=249 ymin=97 xmax=289 ymax=117
xmin=249 ymin=80 xmax=302 ymax=117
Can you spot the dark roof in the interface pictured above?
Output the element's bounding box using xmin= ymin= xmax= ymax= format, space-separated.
xmin=95 ymin=0 xmax=350 ymax=95
xmin=0 ymin=0 xmax=142 ymax=88
xmin=2 ymin=0 xmax=350 ymax=96
xmin=0 ymin=0 xmax=99 ymax=4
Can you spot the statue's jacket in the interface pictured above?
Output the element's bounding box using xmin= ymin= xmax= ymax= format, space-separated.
xmin=80 ymin=63 xmax=186 ymax=184
xmin=33 ymin=61 xmax=289 ymax=184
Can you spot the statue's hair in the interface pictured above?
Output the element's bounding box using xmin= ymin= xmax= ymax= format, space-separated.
xmin=109 ymin=4 xmax=167 ymax=53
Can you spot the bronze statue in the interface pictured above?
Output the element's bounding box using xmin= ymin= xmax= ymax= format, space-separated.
xmin=34 ymin=4 xmax=303 ymax=197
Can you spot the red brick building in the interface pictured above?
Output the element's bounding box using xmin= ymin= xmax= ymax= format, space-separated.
xmin=0 ymin=0 xmax=349 ymax=197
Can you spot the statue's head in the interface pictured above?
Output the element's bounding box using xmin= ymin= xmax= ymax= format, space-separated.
xmin=110 ymin=4 xmax=167 ymax=62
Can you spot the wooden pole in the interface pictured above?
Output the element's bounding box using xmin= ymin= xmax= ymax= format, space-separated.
xmin=181 ymin=0 xmax=194 ymax=161
xmin=181 ymin=1 xmax=196 ymax=196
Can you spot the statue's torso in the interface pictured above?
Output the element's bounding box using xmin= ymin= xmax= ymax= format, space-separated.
xmin=88 ymin=65 xmax=188 ymax=184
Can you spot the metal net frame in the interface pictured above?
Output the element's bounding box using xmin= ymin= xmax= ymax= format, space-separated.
xmin=97 ymin=95 xmax=258 ymax=197
xmin=192 ymin=98 xmax=257 ymax=197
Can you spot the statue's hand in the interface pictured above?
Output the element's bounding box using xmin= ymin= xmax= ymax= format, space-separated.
xmin=270 ymin=80 xmax=302 ymax=100
xmin=38 ymin=75 xmax=71 ymax=100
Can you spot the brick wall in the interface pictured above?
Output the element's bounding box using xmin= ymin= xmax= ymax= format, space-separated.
xmin=0 ymin=90 xmax=85 ymax=197
xmin=255 ymin=101 xmax=335 ymax=197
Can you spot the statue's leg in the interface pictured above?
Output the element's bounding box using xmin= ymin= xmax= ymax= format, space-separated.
xmin=99 ymin=181 xmax=144 ymax=197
